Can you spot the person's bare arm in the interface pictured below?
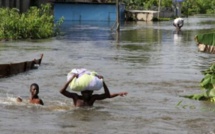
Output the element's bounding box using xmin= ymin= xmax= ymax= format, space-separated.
xmin=39 ymin=99 xmax=44 ymax=105
xmin=110 ymin=92 xmax=128 ymax=98
xmin=92 ymin=81 xmax=128 ymax=101
xmin=60 ymin=74 xmax=79 ymax=100
xmin=179 ymin=22 xmax=183 ymax=29
xmin=91 ymin=81 xmax=111 ymax=101
xmin=16 ymin=97 xmax=22 ymax=102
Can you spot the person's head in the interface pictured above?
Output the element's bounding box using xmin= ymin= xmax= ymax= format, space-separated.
xmin=30 ymin=83 xmax=39 ymax=97
xmin=81 ymin=90 xmax=93 ymax=101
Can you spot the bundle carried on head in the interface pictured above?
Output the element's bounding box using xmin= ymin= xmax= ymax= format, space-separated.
xmin=67 ymin=68 xmax=103 ymax=92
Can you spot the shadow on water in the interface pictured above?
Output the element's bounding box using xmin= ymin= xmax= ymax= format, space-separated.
xmin=59 ymin=107 xmax=110 ymax=121
xmin=54 ymin=107 xmax=114 ymax=133
xmin=58 ymin=20 xmax=117 ymax=41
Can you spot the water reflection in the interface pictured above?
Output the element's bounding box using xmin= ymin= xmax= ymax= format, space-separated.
xmin=173 ymin=30 xmax=183 ymax=45
xmin=120 ymin=25 xmax=159 ymax=43
xmin=58 ymin=20 xmax=116 ymax=41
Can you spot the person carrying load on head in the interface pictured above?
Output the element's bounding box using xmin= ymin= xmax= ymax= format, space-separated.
xmin=173 ymin=17 xmax=184 ymax=30
xmin=60 ymin=68 xmax=127 ymax=107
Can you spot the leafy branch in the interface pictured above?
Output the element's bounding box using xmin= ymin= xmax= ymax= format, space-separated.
xmin=0 ymin=4 xmax=64 ymax=40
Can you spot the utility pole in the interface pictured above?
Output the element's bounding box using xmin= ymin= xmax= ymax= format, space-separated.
xmin=116 ymin=0 xmax=120 ymax=32
xmin=116 ymin=0 xmax=120 ymax=42
xmin=158 ymin=0 xmax=161 ymax=20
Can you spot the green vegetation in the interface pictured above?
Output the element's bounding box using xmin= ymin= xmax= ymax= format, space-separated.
xmin=186 ymin=0 xmax=215 ymax=15
xmin=122 ymin=0 xmax=172 ymax=10
xmin=122 ymin=0 xmax=215 ymax=15
xmin=184 ymin=64 xmax=215 ymax=102
xmin=200 ymin=64 xmax=215 ymax=100
xmin=182 ymin=0 xmax=215 ymax=15
xmin=152 ymin=17 xmax=172 ymax=21
xmin=0 ymin=4 xmax=64 ymax=40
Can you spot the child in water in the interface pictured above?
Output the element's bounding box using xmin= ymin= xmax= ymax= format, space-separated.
xmin=17 ymin=83 xmax=44 ymax=105
xmin=60 ymin=74 xmax=128 ymax=107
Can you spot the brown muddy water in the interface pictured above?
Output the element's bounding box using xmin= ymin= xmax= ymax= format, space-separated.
xmin=1 ymin=15 xmax=215 ymax=134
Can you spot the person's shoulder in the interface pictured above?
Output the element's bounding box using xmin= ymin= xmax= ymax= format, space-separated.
xmin=30 ymin=98 xmax=44 ymax=105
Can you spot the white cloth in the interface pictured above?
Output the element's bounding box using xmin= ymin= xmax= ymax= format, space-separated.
xmin=173 ymin=17 xmax=184 ymax=28
xmin=67 ymin=68 xmax=103 ymax=92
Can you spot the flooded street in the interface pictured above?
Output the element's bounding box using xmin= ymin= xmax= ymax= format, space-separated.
xmin=1 ymin=15 xmax=215 ymax=134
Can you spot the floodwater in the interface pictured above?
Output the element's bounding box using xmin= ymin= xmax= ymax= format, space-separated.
xmin=1 ymin=15 xmax=215 ymax=134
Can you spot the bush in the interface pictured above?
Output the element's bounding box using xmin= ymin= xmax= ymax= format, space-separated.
xmin=0 ymin=4 xmax=64 ymax=40
xmin=123 ymin=0 xmax=215 ymax=15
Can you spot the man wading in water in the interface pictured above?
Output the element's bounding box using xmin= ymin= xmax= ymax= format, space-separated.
xmin=60 ymin=74 xmax=127 ymax=107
